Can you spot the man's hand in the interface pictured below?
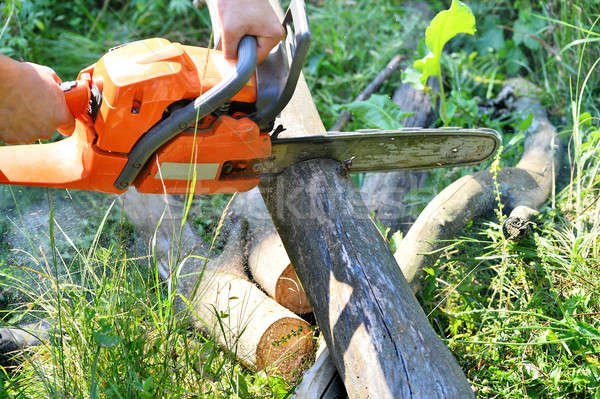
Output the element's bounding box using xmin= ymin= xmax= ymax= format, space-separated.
xmin=214 ymin=0 xmax=285 ymax=64
xmin=0 ymin=55 xmax=75 ymax=144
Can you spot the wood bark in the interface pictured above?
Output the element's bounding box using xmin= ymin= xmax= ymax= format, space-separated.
xmin=121 ymin=189 xmax=314 ymax=380
xmin=395 ymin=80 xmax=560 ymax=286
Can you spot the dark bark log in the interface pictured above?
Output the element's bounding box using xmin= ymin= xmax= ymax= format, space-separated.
xmin=260 ymin=158 xmax=474 ymax=398
xmin=0 ymin=321 xmax=50 ymax=368
xmin=395 ymin=81 xmax=560 ymax=285
xmin=259 ymin=2 xmax=472 ymax=390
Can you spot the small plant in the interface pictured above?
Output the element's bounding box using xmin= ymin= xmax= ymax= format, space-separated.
xmin=405 ymin=0 xmax=476 ymax=125
xmin=489 ymin=145 xmax=505 ymax=225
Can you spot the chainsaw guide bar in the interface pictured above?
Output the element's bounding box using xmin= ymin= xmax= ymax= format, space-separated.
xmin=260 ymin=127 xmax=501 ymax=176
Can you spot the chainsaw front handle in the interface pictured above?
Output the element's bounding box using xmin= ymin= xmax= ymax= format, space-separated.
xmin=113 ymin=35 xmax=258 ymax=191
xmin=254 ymin=0 xmax=311 ymax=129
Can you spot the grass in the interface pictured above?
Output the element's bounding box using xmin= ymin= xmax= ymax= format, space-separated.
xmin=1 ymin=0 xmax=600 ymax=397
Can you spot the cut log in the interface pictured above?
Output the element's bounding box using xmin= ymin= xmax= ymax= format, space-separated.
xmin=121 ymin=189 xmax=314 ymax=380
xmin=231 ymin=188 xmax=312 ymax=315
xmin=249 ymin=231 xmax=312 ymax=314
xmin=189 ymin=220 xmax=314 ymax=379
xmin=395 ymin=80 xmax=560 ymax=286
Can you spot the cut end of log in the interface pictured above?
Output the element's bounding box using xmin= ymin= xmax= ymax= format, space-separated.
xmin=249 ymin=232 xmax=312 ymax=315
xmin=256 ymin=317 xmax=314 ymax=381
xmin=502 ymin=216 xmax=536 ymax=241
xmin=276 ymin=264 xmax=312 ymax=315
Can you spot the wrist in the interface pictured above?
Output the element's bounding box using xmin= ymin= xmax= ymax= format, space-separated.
xmin=0 ymin=55 xmax=21 ymax=96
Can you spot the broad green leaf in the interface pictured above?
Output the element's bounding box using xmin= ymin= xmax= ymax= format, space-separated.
xmin=413 ymin=53 xmax=438 ymax=88
xmin=341 ymin=94 xmax=414 ymax=130
xmin=413 ymin=0 xmax=476 ymax=86
xmin=476 ymin=16 xmax=504 ymax=54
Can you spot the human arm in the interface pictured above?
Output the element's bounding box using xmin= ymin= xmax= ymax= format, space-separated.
xmin=206 ymin=0 xmax=285 ymax=64
xmin=0 ymin=54 xmax=74 ymax=144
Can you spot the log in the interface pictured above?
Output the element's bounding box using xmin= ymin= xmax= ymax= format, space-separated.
xmin=292 ymin=342 xmax=345 ymax=399
xmin=0 ymin=320 xmax=50 ymax=368
xmin=121 ymin=189 xmax=314 ymax=379
xmin=260 ymin=158 xmax=474 ymax=398
xmin=248 ymin=230 xmax=312 ymax=314
xmin=394 ymin=79 xmax=560 ymax=285
xmin=231 ymin=188 xmax=312 ymax=315
xmin=188 ymin=218 xmax=314 ymax=378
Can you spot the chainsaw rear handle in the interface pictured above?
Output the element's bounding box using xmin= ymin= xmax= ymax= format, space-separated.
xmin=113 ymin=35 xmax=258 ymax=191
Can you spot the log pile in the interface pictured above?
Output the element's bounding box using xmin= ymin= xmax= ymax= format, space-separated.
xmin=121 ymin=1 xmax=477 ymax=394
xmin=121 ymin=190 xmax=314 ymax=380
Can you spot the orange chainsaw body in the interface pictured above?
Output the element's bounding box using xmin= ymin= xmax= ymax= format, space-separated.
xmin=0 ymin=38 xmax=270 ymax=194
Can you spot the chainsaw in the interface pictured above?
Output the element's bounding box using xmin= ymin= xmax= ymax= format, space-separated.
xmin=0 ymin=0 xmax=500 ymax=195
